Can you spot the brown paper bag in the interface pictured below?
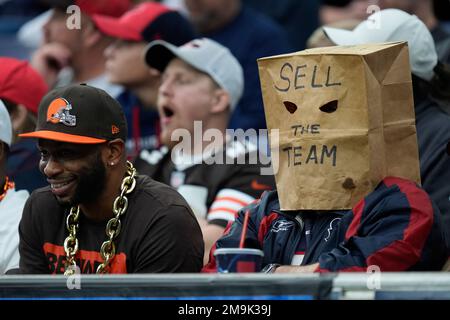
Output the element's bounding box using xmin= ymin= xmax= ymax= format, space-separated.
xmin=257 ymin=42 xmax=420 ymax=210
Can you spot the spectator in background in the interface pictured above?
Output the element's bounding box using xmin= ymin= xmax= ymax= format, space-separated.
xmin=243 ymin=0 xmax=320 ymax=51
xmin=308 ymin=2 xmax=450 ymax=103
xmin=377 ymin=0 xmax=450 ymax=63
xmin=184 ymin=0 xmax=291 ymax=131
xmin=319 ymin=0 xmax=372 ymax=25
xmin=30 ymin=0 xmax=130 ymax=98
xmin=320 ymin=0 xmax=450 ymax=63
xmin=92 ymin=2 xmax=197 ymax=159
xmin=433 ymin=0 xmax=450 ymax=34
xmin=0 ymin=0 xmax=47 ymax=59
xmin=0 ymin=100 xmax=29 ymax=274
xmin=16 ymin=0 xmax=192 ymax=53
xmin=17 ymin=9 xmax=52 ymax=53
xmin=306 ymin=18 xmax=361 ymax=48
xmin=324 ymin=8 xmax=450 ymax=252
xmin=0 ymin=57 xmax=48 ymax=193
xmin=137 ymin=38 xmax=275 ymax=264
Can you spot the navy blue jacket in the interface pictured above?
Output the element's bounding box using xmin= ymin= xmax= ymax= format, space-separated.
xmin=414 ymin=87 xmax=450 ymax=246
xmin=204 ymin=177 xmax=448 ymax=272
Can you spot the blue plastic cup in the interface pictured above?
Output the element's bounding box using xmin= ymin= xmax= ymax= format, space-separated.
xmin=214 ymin=248 xmax=264 ymax=273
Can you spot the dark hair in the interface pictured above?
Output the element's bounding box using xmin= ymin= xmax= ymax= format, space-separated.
xmin=433 ymin=0 xmax=450 ymax=21
xmin=430 ymin=61 xmax=450 ymax=101
xmin=1 ymin=99 xmax=17 ymax=113
xmin=412 ymin=62 xmax=450 ymax=117
xmin=412 ymin=74 xmax=429 ymax=104
xmin=0 ymin=141 xmax=10 ymax=160
xmin=3 ymin=142 xmax=9 ymax=155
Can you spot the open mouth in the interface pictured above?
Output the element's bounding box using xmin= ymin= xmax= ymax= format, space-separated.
xmin=160 ymin=105 xmax=175 ymax=126
xmin=162 ymin=106 xmax=174 ymax=118
xmin=48 ymin=179 xmax=76 ymax=197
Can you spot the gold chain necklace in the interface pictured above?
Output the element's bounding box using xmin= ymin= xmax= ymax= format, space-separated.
xmin=63 ymin=161 xmax=137 ymax=275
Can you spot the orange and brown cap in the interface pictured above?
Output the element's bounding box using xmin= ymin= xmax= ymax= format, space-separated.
xmin=19 ymin=84 xmax=127 ymax=144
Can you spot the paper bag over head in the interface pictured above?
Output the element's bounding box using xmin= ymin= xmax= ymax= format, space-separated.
xmin=257 ymin=42 xmax=420 ymax=211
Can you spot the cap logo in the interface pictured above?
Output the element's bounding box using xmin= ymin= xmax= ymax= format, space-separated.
xmin=47 ymin=98 xmax=76 ymax=127
xmin=112 ymin=125 xmax=120 ymax=134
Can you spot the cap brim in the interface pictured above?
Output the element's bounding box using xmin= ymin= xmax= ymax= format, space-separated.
xmin=19 ymin=130 xmax=106 ymax=144
xmin=144 ymin=40 xmax=178 ymax=72
xmin=92 ymin=15 xmax=141 ymax=41
xmin=323 ymin=27 xmax=360 ymax=46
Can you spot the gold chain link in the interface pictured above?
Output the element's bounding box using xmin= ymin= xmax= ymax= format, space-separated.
xmin=63 ymin=161 xmax=137 ymax=276
xmin=63 ymin=206 xmax=79 ymax=275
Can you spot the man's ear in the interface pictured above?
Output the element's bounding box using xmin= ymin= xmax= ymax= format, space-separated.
xmin=81 ymin=18 xmax=102 ymax=48
xmin=104 ymin=139 xmax=125 ymax=166
xmin=210 ymin=89 xmax=230 ymax=114
xmin=84 ymin=29 xmax=102 ymax=48
xmin=148 ymin=66 xmax=161 ymax=78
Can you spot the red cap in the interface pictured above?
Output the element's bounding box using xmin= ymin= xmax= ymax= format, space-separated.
xmin=93 ymin=3 xmax=170 ymax=41
xmin=75 ymin=0 xmax=131 ymax=17
xmin=92 ymin=2 xmax=196 ymax=44
xmin=43 ymin=0 xmax=131 ymax=18
xmin=0 ymin=57 xmax=48 ymax=114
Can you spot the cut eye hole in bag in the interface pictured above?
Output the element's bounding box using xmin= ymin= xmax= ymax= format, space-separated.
xmin=283 ymin=100 xmax=339 ymax=114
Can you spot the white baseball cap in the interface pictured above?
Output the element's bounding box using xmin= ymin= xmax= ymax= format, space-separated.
xmin=0 ymin=100 xmax=12 ymax=147
xmin=144 ymin=38 xmax=244 ymax=110
xmin=323 ymin=9 xmax=438 ymax=81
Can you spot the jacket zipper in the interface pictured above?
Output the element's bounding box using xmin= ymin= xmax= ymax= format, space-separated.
xmin=271 ymin=209 xmax=304 ymax=264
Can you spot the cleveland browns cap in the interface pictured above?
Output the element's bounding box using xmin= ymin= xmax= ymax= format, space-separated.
xmin=92 ymin=2 xmax=196 ymax=44
xmin=19 ymin=84 xmax=127 ymax=144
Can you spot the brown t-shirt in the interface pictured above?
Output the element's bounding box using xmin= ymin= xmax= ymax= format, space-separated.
xmin=18 ymin=175 xmax=204 ymax=274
